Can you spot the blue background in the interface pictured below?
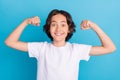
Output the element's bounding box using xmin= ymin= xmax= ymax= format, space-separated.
xmin=0 ymin=0 xmax=120 ymax=80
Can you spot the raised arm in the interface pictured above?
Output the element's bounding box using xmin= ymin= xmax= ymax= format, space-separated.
xmin=80 ymin=20 xmax=116 ymax=56
xmin=5 ymin=16 xmax=40 ymax=52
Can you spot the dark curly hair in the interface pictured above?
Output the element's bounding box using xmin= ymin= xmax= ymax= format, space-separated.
xmin=43 ymin=9 xmax=76 ymax=41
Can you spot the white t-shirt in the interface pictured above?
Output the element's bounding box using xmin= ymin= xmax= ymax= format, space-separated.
xmin=28 ymin=42 xmax=91 ymax=80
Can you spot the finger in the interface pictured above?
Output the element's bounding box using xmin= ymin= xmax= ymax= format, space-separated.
xmin=31 ymin=18 xmax=35 ymax=25
xmin=81 ymin=20 xmax=87 ymax=26
xmin=34 ymin=16 xmax=40 ymax=26
xmin=80 ymin=20 xmax=91 ymax=30
xmin=31 ymin=16 xmax=39 ymax=26
xmin=80 ymin=20 xmax=85 ymax=26
xmin=36 ymin=23 xmax=40 ymax=26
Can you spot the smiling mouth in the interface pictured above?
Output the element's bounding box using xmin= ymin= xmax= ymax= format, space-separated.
xmin=54 ymin=33 xmax=64 ymax=36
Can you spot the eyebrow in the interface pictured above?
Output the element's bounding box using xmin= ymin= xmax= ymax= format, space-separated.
xmin=51 ymin=20 xmax=67 ymax=23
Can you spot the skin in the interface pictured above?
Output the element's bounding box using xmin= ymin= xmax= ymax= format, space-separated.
xmin=50 ymin=14 xmax=70 ymax=47
xmin=5 ymin=14 xmax=116 ymax=56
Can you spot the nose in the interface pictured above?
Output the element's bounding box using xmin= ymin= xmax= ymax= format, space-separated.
xmin=56 ymin=26 xmax=61 ymax=32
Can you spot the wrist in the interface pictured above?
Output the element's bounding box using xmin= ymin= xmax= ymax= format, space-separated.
xmin=91 ymin=24 xmax=98 ymax=29
xmin=23 ymin=19 xmax=30 ymax=25
xmin=92 ymin=25 xmax=101 ymax=33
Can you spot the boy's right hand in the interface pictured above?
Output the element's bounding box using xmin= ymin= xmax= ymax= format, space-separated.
xmin=25 ymin=16 xmax=40 ymax=26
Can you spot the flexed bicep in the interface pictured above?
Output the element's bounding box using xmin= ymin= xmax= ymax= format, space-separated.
xmin=80 ymin=20 xmax=116 ymax=56
xmin=5 ymin=16 xmax=40 ymax=52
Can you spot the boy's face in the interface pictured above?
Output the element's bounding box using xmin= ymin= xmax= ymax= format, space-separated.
xmin=50 ymin=14 xmax=69 ymax=42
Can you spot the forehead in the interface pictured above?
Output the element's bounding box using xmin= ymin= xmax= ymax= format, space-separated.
xmin=51 ymin=14 xmax=67 ymax=22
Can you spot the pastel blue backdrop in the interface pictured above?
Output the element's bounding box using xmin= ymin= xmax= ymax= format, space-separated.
xmin=0 ymin=0 xmax=120 ymax=80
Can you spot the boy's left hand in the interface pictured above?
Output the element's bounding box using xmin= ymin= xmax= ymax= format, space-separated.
xmin=80 ymin=20 xmax=96 ymax=30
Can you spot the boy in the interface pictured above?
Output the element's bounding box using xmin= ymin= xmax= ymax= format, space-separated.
xmin=5 ymin=9 xmax=116 ymax=80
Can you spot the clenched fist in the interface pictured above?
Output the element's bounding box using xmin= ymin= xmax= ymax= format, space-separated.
xmin=25 ymin=16 xmax=40 ymax=26
xmin=80 ymin=20 xmax=97 ymax=30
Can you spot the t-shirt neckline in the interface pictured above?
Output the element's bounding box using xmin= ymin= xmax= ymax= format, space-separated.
xmin=51 ymin=42 xmax=69 ymax=49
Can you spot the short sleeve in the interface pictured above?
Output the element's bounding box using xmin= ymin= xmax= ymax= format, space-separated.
xmin=28 ymin=42 xmax=46 ymax=60
xmin=72 ymin=44 xmax=92 ymax=61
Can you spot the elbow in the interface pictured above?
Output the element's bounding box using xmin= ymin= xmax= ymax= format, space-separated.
xmin=103 ymin=45 xmax=116 ymax=54
xmin=108 ymin=45 xmax=116 ymax=53
xmin=5 ymin=40 xmax=10 ymax=46
xmin=111 ymin=46 xmax=116 ymax=52
xmin=5 ymin=40 xmax=13 ymax=47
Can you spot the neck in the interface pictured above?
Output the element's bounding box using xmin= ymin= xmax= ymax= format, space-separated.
xmin=52 ymin=41 xmax=66 ymax=47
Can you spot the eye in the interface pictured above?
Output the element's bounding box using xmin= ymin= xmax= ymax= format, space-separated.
xmin=61 ymin=24 xmax=66 ymax=27
xmin=51 ymin=23 xmax=56 ymax=27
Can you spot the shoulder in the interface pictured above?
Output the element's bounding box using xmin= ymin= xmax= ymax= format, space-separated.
xmin=70 ymin=42 xmax=91 ymax=47
xmin=28 ymin=41 xmax=51 ymax=48
xmin=68 ymin=42 xmax=92 ymax=50
xmin=28 ymin=41 xmax=49 ymax=45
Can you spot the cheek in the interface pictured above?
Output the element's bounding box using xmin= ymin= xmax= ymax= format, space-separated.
xmin=49 ymin=27 xmax=55 ymax=36
xmin=49 ymin=26 xmax=53 ymax=32
xmin=50 ymin=28 xmax=54 ymax=33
